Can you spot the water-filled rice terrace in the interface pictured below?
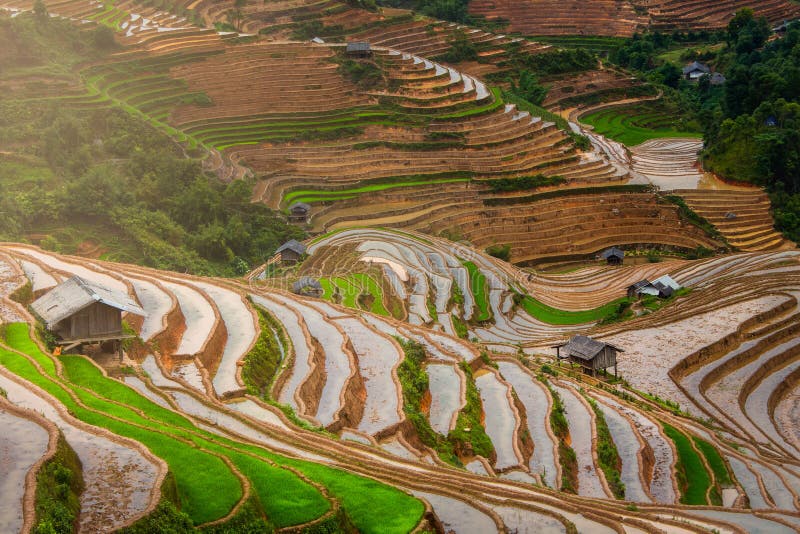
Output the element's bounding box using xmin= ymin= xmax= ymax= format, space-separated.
xmin=3 ymin=231 xmax=800 ymax=532
xmin=1 ymin=0 xmax=800 ymax=531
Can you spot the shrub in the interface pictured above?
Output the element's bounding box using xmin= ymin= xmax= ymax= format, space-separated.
xmin=485 ymin=174 xmax=566 ymax=194
xmin=34 ymin=433 xmax=84 ymax=534
xmin=485 ymin=244 xmax=511 ymax=262
xmin=586 ymin=397 xmax=625 ymax=499
xmin=10 ymin=281 xmax=33 ymax=305
xmin=241 ymin=304 xmax=287 ymax=397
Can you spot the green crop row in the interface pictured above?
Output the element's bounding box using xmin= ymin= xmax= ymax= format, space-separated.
xmin=0 ymin=323 xmax=424 ymax=532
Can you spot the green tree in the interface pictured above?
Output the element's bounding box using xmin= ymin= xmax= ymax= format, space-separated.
xmin=511 ymin=70 xmax=548 ymax=105
xmin=33 ymin=0 xmax=48 ymax=20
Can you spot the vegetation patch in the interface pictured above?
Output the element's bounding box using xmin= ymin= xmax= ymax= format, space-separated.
xmin=661 ymin=423 xmax=711 ymax=505
xmin=514 ymin=292 xmax=632 ymax=325
xmin=484 ymin=174 xmax=566 ymax=194
xmin=460 ymin=260 xmax=492 ymax=322
xmin=284 ymin=176 xmax=470 ymax=206
xmin=34 ymin=431 xmax=84 ymax=534
xmin=396 ymin=340 xmax=459 ymax=465
xmin=539 ymin=377 xmax=578 ymax=493
xmin=449 ymin=362 xmax=494 ymax=459
xmin=241 ymin=304 xmax=287 ymax=398
xmin=693 ymin=436 xmax=730 ymax=505
xmin=585 ymin=396 xmax=625 ymax=499
xmin=581 ymin=103 xmax=701 ymax=146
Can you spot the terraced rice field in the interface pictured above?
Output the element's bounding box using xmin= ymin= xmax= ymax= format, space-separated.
xmin=1 ymin=0 xmax=800 ymax=530
xmin=4 ymin=235 xmax=800 ymax=531
xmin=580 ymin=104 xmax=702 ymax=146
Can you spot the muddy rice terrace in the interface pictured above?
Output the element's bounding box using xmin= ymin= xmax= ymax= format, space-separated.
xmin=0 ymin=0 xmax=799 ymax=532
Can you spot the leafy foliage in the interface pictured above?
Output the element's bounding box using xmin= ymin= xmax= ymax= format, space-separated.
xmin=0 ymin=17 xmax=303 ymax=276
xmin=242 ymin=305 xmax=287 ymax=398
xmin=336 ymin=58 xmax=385 ymax=90
xmin=434 ymin=30 xmax=478 ymax=63
xmin=34 ymin=433 xmax=84 ymax=534
xmin=691 ymin=14 xmax=800 ymax=243
xmin=586 ymin=397 xmax=625 ymax=499
xmin=538 ymin=378 xmax=578 ymax=493
xmin=485 ymin=174 xmax=566 ymax=194
xmin=450 ymin=362 xmax=494 ymax=459
xmin=485 ymin=244 xmax=511 ymax=262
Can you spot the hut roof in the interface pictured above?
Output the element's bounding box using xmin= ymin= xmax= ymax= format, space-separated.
xmin=653 ymin=283 xmax=674 ymax=298
xmin=683 ymin=61 xmax=710 ymax=75
xmin=552 ymin=335 xmax=624 ymax=360
xmin=276 ymin=239 xmax=307 ymax=255
xmin=600 ymin=247 xmax=625 ymax=260
xmin=652 ymin=274 xmax=681 ymax=291
xmin=346 ymin=42 xmax=371 ymax=53
xmin=628 ymin=280 xmax=652 ymax=292
xmin=710 ymin=72 xmax=726 ymax=85
xmin=292 ymin=277 xmax=322 ymax=293
xmin=289 ymin=202 xmax=311 ymax=213
xmin=31 ymin=276 xmax=145 ymax=328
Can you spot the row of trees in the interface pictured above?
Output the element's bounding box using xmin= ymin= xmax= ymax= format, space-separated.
xmin=701 ymin=12 xmax=800 ymax=241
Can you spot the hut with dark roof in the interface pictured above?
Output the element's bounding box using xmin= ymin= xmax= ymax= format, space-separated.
xmin=276 ymin=240 xmax=307 ymax=265
xmin=552 ymin=335 xmax=623 ymax=377
xmin=345 ymin=42 xmax=371 ymax=57
xmin=627 ymin=280 xmax=654 ymax=299
xmin=683 ymin=61 xmax=710 ymax=80
xmin=30 ymin=276 xmax=145 ymax=353
xmin=292 ymin=277 xmax=323 ymax=297
xmin=600 ymin=247 xmax=625 ymax=265
xmin=287 ymin=202 xmax=311 ymax=224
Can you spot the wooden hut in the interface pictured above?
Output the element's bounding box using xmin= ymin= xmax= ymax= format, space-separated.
xmin=276 ymin=239 xmax=307 ymax=265
xmin=292 ymin=277 xmax=323 ymax=297
xmin=30 ymin=276 xmax=145 ymax=353
xmin=683 ymin=61 xmax=710 ymax=81
xmin=628 ymin=280 xmax=658 ymax=299
xmin=345 ymin=42 xmax=371 ymax=57
xmin=552 ymin=335 xmax=623 ymax=377
xmin=600 ymin=247 xmax=624 ymax=265
xmin=287 ymin=202 xmax=311 ymax=224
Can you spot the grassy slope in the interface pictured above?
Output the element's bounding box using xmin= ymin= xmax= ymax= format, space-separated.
xmin=581 ymin=105 xmax=701 ymax=146
xmin=518 ymin=294 xmax=630 ymax=325
xmin=283 ymin=177 xmax=470 ymax=206
xmin=320 ymin=274 xmax=390 ymax=316
xmin=461 ymin=261 xmax=492 ymax=322
xmin=661 ymin=422 xmax=711 ymax=505
xmin=0 ymin=323 xmax=423 ymax=532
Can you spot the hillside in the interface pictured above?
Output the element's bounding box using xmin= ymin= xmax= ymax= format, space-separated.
xmin=0 ymin=0 xmax=799 ymax=532
xmin=468 ymin=0 xmax=800 ymax=36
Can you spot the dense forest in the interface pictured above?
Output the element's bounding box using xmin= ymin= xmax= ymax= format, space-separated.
xmin=0 ymin=16 xmax=302 ymax=276
xmin=702 ymin=12 xmax=800 ymax=242
xmin=608 ymin=12 xmax=800 ymax=243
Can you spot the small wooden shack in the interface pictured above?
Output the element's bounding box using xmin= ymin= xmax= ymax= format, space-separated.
xmin=600 ymin=247 xmax=624 ymax=265
xmin=292 ymin=277 xmax=323 ymax=297
xmin=276 ymin=239 xmax=307 ymax=265
xmin=30 ymin=276 xmax=145 ymax=353
xmin=345 ymin=42 xmax=371 ymax=58
xmin=629 ymin=275 xmax=682 ymax=299
xmin=287 ymin=202 xmax=311 ymax=224
xmin=627 ymin=280 xmax=654 ymax=299
xmin=552 ymin=335 xmax=623 ymax=377
xmin=683 ymin=61 xmax=710 ymax=80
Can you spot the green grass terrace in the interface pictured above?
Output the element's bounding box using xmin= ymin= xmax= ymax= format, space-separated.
xmin=580 ymin=104 xmax=701 ymax=146
xmin=0 ymin=323 xmax=424 ymax=532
